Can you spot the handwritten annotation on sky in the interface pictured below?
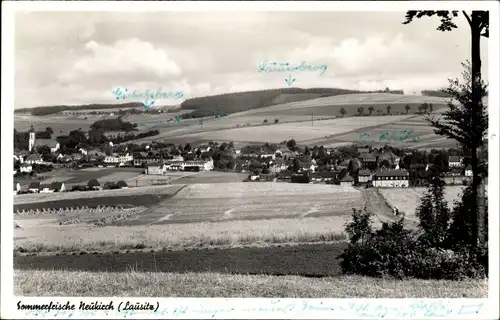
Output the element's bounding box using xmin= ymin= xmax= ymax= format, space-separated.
xmin=111 ymin=87 xmax=184 ymax=110
xmin=258 ymin=60 xmax=328 ymax=75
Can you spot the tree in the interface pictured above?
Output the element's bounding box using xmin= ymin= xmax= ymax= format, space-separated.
xmin=421 ymin=103 xmax=429 ymax=114
xmin=429 ymin=103 xmax=434 ymax=113
xmin=357 ymin=107 xmax=364 ymax=116
xmin=340 ymin=108 xmax=347 ymax=118
xmin=403 ymin=10 xmax=489 ymax=249
xmin=37 ymin=145 xmax=51 ymax=155
xmin=405 ymin=104 xmax=411 ymax=114
xmin=292 ymin=157 xmax=301 ymax=172
xmin=376 ymin=109 xmax=382 ymax=115
xmin=415 ymin=175 xmax=451 ymax=248
xmin=386 ymin=105 xmax=392 ymax=115
xmin=45 ymin=127 xmax=53 ymax=135
xmin=263 ymin=119 xmax=268 ymax=124
xmin=368 ymin=106 xmax=375 ymax=116
xmin=274 ymin=119 xmax=279 ymax=124
xmin=425 ymin=62 xmax=488 ymax=250
xmin=286 ymin=139 xmax=296 ymax=151
xmin=184 ymin=143 xmax=192 ymax=152
xmin=304 ymin=146 xmax=310 ymax=156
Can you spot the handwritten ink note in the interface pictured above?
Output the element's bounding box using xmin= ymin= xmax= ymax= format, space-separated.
xmin=16 ymin=298 xmax=489 ymax=319
xmin=359 ymin=129 xmax=419 ymax=143
xmin=112 ymin=87 xmax=184 ymax=110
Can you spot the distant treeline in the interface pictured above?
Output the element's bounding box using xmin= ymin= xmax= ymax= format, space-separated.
xmin=90 ymin=117 xmax=138 ymax=132
xmin=421 ymin=90 xmax=453 ymax=98
xmin=180 ymin=88 xmax=373 ymax=118
xmin=15 ymin=102 xmax=144 ymax=116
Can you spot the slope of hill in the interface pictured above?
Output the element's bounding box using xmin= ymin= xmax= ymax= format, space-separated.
xmin=179 ymin=88 xmax=373 ymax=116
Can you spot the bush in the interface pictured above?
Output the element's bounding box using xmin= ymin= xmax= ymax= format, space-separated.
xmin=338 ymin=206 xmax=487 ymax=280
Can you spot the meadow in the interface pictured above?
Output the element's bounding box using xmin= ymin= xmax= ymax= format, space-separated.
xmin=15 ymin=270 xmax=487 ymax=297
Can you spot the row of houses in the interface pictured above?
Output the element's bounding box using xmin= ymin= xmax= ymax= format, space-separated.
xmin=14 ymin=179 xmax=129 ymax=195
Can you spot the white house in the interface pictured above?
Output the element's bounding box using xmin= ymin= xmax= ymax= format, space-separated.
xmin=147 ymin=164 xmax=166 ymax=175
xmin=20 ymin=163 xmax=33 ymax=173
xmin=104 ymin=155 xmax=119 ymax=164
xmin=449 ymin=156 xmax=463 ymax=168
xmin=28 ymin=182 xmax=40 ymax=193
xmin=25 ymin=154 xmax=43 ymax=165
xmin=164 ymin=159 xmax=214 ymax=171
xmin=358 ymin=169 xmax=372 ymax=183
xmin=340 ymin=174 xmax=355 ymax=186
xmin=51 ymin=143 xmax=60 ymax=153
xmin=117 ymin=153 xmax=133 ymax=165
xmin=372 ymin=169 xmax=409 ymax=188
xmin=465 ymin=165 xmax=473 ymax=177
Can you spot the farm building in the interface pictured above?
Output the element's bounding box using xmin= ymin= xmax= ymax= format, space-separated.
xmin=465 ymin=165 xmax=473 ymax=177
xmin=358 ymin=153 xmax=377 ymax=169
xmin=20 ymin=163 xmax=33 ymax=173
xmin=372 ymin=169 xmax=409 ymax=188
xmin=311 ymin=171 xmax=338 ymax=183
xmin=28 ymin=181 xmax=40 ymax=193
xmin=449 ymin=156 xmax=463 ymax=168
xmin=25 ymin=154 xmax=43 ymax=165
xmin=147 ymin=163 xmax=166 ymax=175
xmin=51 ymin=182 xmax=67 ymax=192
xmin=117 ymin=180 xmax=128 ymax=188
xmin=357 ymin=147 xmax=370 ymax=153
xmin=277 ymin=171 xmax=292 ymax=182
xmin=358 ymin=169 xmax=373 ymax=183
xmin=444 ymin=172 xmax=466 ymax=185
xmin=340 ymin=174 xmax=354 ymax=186
xmin=378 ymin=150 xmax=400 ymax=166
xmin=87 ymin=179 xmax=101 ymax=190
xmin=39 ymin=184 xmax=55 ymax=193
xmin=164 ymin=159 xmax=214 ymax=171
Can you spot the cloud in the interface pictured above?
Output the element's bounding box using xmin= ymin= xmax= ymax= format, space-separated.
xmin=58 ymin=39 xmax=183 ymax=84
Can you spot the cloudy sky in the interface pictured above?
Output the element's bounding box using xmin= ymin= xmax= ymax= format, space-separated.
xmin=15 ymin=11 xmax=489 ymax=109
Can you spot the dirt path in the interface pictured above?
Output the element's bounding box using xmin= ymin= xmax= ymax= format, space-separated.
xmin=359 ymin=188 xmax=396 ymax=223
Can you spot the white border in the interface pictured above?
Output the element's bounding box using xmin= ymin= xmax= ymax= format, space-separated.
xmin=2 ymin=1 xmax=499 ymax=319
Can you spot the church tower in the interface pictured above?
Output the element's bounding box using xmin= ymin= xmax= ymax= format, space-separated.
xmin=28 ymin=125 xmax=36 ymax=152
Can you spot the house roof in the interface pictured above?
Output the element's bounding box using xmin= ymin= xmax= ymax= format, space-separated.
xmin=51 ymin=182 xmax=64 ymax=190
xmin=449 ymin=156 xmax=461 ymax=162
xmin=40 ymin=184 xmax=53 ymax=190
xmin=359 ymin=153 xmax=377 ymax=160
xmin=374 ymin=169 xmax=409 ymax=177
xmin=117 ymin=180 xmax=128 ymax=187
xmin=359 ymin=169 xmax=372 ymax=176
xmin=312 ymin=171 xmax=338 ymax=179
xmin=87 ymin=179 xmax=100 ymax=187
xmin=339 ymin=159 xmax=350 ymax=166
xmin=29 ymin=181 xmax=40 ymax=189
xmin=26 ymin=154 xmax=42 ymax=161
xmin=465 ymin=164 xmax=472 ymax=170
xmin=278 ymin=171 xmax=293 ymax=177
xmin=379 ymin=151 xmax=399 ymax=160
xmin=340 ymin=174 xmax=354 ymax=182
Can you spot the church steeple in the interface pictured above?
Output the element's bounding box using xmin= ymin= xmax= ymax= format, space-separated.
xmin=29 ymin=125 xmax=36 ymax=152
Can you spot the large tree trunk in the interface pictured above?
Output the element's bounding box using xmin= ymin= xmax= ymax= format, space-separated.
xmin=470 ymin=12 xmax=486 ymax=250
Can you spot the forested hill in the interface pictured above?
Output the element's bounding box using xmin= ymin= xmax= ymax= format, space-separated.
xmin=15 ymin=102 xmax=144 ymax=116
xmin=179 ymin=88 xmax=372 ymax=117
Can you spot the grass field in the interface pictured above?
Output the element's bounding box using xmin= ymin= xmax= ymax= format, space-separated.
xmin=15 ymin=270 xmax=487 ymax=297
xmin=378 ymin=186 xmax=465 ymax=224
xmin=14 ymin=215 xmax=359 ymax=254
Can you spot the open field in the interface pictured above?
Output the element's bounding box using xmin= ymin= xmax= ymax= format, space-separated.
xmin=15 ymin=270 xmax=487 ymax=298
xmin=378 ymin=186 xmax=465 ymax=224
xmin=14 ymin=215 xmax=359 ymax=254
xmin=14 ymin=184 xmax=181 ymax=205
xmin=113 ymin=183 xmax=364 ymax=226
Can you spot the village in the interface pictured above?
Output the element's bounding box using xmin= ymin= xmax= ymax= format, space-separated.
xmin=13 ymin=125 xmax=477 ymax=195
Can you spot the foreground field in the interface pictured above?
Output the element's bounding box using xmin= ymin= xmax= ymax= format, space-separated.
xmin=14 ymin=215 xmax=362 ymax=254
xmin=15 ymin=270 xmax=487 ymax=298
